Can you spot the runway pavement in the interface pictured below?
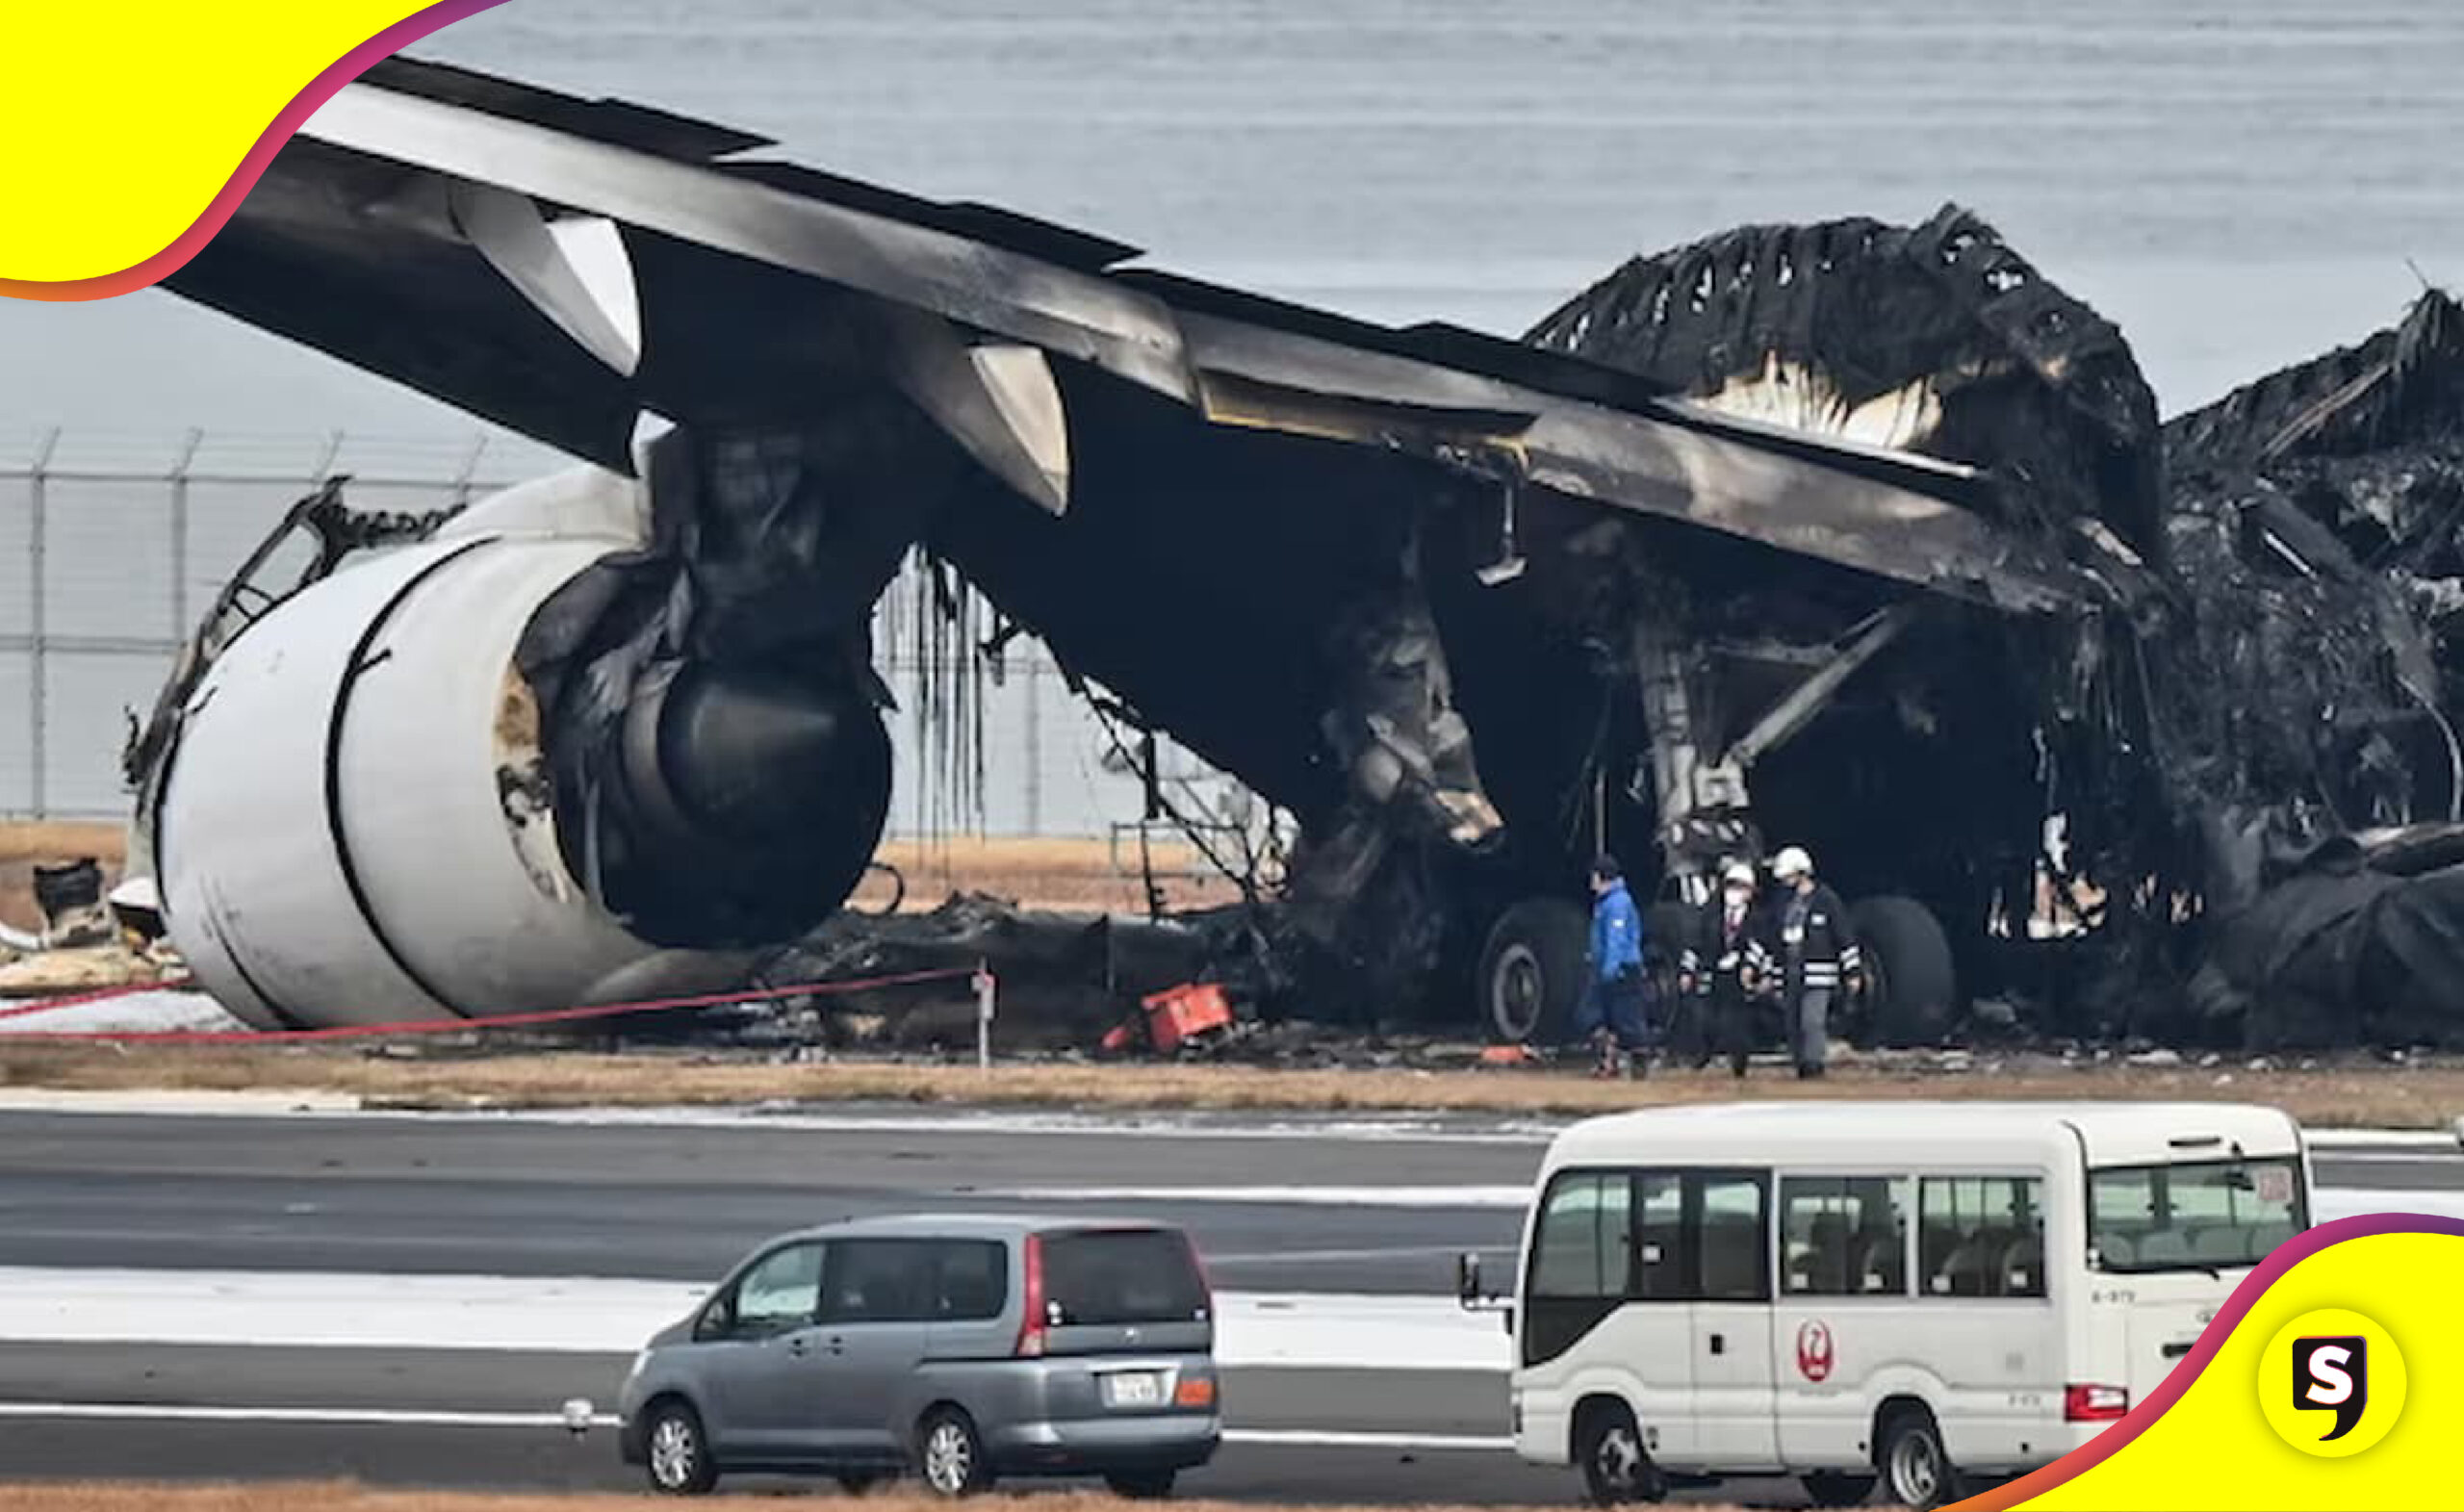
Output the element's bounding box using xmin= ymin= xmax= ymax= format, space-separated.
xmin=0 ymin=1099 xmax=2454 ymax=1505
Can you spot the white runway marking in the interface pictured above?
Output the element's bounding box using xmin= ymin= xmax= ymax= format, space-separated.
xmin=0 ymin=1401 xmax=624 ymax=1429
xmin=0 ymin=1089 xmax=2451 ymax=1156
xmin=0 ymin=1270 xmax=1511 ymax=1371
xmin=990 ymin=1186 xmax=1530 ymax=1208
xmin=0 ymin=1401 xmax=1513 ymax=1450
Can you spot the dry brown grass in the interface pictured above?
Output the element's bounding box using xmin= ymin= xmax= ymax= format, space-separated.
xmin=0 ymin=822 xmax=1224 ymax=926
xmin=860 ymin=835 xmax=1241 ymax=914
xmin=0 ymin=1040 xmax=2456 ymax=1128
xmin=0 ymin=1489 xmax=1661 ymax=1512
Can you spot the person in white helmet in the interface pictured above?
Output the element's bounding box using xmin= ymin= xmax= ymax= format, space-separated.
xmin=1769 ymin=845 xmax=1861 ymax=1079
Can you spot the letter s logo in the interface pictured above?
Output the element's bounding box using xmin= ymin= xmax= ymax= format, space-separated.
xmin=2263 ymin=1310 xmax=2403 ymax=1457
xmin=2293 ymin=1335 xmax=2369 ymax=1441
xmin=2303 ymin=1345 xmax=2353 ymax=1406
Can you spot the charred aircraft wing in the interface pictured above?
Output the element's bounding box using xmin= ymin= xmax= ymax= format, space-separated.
xmin=168 ymin=55 xmax=2092 ymax=615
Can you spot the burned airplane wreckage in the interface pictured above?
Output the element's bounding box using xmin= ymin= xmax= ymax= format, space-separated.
xmin=115 ymin=57 xmax=2464 ymax=1049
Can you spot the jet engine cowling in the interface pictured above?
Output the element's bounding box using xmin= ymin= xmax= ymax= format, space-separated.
xmin=151 ymin=504 xmax=891 ymax=1031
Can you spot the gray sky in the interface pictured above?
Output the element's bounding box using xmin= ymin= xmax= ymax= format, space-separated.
xmin=7 ymin=0 xmax=2462 ymax=474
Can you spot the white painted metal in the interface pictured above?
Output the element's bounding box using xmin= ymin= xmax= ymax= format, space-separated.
xmin=156 ymin=519 xmax=661 ymax=1027
xmin=330 ymin=535 xmax=659 ymax=1016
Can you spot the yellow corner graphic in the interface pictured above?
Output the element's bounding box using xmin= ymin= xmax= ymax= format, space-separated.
xmin=1966 ymin=1218 xmax=2463 ymax=1511
xmin=3 ymin=1 xmax=500 ymax=295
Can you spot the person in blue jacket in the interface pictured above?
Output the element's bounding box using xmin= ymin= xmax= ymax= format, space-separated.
xmin=1578 ymin=854 xmax=1651 ymax=1078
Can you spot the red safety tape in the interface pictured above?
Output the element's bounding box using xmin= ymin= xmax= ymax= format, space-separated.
xmin=0 ymin=965 xmax=983 ymax=1044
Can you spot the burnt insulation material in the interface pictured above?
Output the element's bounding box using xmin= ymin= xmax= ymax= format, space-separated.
xmin=1527 ymin=204 xmax=2165 ymax=558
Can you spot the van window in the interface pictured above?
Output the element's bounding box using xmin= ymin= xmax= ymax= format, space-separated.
xmin=1783 ymin=1177 xmax=1909 ymax=1297
xmin=1530 ymin=1172 xmax=1633 ymax=1298
xmin=822 ymin=1238 xmax=939 ymax=1323
xmin=1919 ymin=1177 xmax=2045 ymax=1298
xmin=2089 ymin=1158 xmax=2303 ymax=1272
xmin=933 ymin=1240 xmax=1010 ymax=1320
xmin=731 ymin=1241 xmax=824 ymax=1336
xmin=1041 ymin=1229 xmax=1209 ymax=1324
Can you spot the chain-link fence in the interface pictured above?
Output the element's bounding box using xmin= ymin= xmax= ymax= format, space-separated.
xmin=0 ymin=429 xmax=1248 ymax=843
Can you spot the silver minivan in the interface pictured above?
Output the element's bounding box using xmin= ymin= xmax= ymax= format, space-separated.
xmin=618 ymin=1214 xmax=1222 ymax=1498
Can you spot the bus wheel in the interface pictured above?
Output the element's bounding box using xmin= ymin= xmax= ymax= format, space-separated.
xmin=1476 ymin=898 xmax=1589 ymax=1044
xmin=1801 ymin=1470 xmax=1876 ymax=1507
xmin=1575 ymin=1400 xmax=1666 ymax=1505
xmin=1878 ymin=1405 xmax=1963 ymax=1510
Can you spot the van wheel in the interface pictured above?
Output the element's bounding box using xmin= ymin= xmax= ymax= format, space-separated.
xmin=916 ymin=1407 xmax=994 ymax=1498
xmin=1105 ymin=1470 xmax=1177 ymax=1499
xmin=1878 ymin=1406 xmax=1962 ymax=1510
xmin=641 ymin=1398 xmax=718 ymax=1496
xmin=1575 ymin=1401 xmax=1666 ymax=1505
xmin=1801 ymin=1470 xmax=1876 ymax=1506
xmin=1476 ymin=897 xmax=1591 ymax=1044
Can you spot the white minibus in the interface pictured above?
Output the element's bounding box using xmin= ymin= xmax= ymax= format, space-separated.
xmin=1462 ymin=1101 xmax=2310 ymax=1508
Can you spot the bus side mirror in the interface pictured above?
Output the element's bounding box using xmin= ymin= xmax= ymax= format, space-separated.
xmin=1457 ymin=1251 xmax=1509 ymax=1329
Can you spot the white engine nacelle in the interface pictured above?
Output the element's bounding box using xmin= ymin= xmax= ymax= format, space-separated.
xmin=151 ymin=472 xmax=754 ymax=1029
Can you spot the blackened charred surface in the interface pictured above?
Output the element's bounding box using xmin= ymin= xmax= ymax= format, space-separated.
xmin=924 ymin=368 xmax=1478 ymax=827
xmin=1518 ymin=204 xmax=2174 ymax=1003
xmin=515 ymin=417 xmax=962 ymax=950
xmin=2137 ymin=290 xmax=2464 ymax=1039
xmin=1528 ymin=204 xmax=2165 ymax=560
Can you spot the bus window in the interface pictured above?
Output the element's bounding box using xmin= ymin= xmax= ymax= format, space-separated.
xmin=2088 ymin=1158 xmax=2303 ymax=1272
xmin=1635 ymin=1172 xmax=1685 ymax=1298
xmin=1919 ymin=1177 xmax=2045 ymax=1298
xmin=1782 ymin=1177 xmax=1909 ymax=1296
xmin=1529 ymin=1171 xmax=1633 ymax=1299
xmin=1696 ymin=1174 xmax=1769 ymax=1302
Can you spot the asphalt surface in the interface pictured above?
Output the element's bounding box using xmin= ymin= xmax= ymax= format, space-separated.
xmin=0 ymin=1109 xmax=1534 ymax=1291
xmin=0 ymin=1104 xmax=2454 ymax=1505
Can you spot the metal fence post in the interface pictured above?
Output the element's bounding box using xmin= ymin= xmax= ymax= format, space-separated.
xmin=168 ymin=427 xmax=203 ymax=635
xmin=1023 ymin=656 xmax=1043 ymax=834
xmin=27 ymin=426 xmax=58 ymax=817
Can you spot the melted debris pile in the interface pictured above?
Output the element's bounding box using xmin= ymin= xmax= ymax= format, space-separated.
xmin=738 ymin=892 xmax=1252 ymax=1051
xmin=2160 ymin=291 xmax=2464 ymax=1047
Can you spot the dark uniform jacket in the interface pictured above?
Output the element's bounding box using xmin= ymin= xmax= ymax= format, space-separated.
xmin=1773 ymin=883 xmax=1861 ymax=992
xmin=1680 ymin=897 xmax=1774 ymax=993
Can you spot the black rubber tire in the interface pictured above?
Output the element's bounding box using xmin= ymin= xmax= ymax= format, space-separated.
xmin=1643 ymin=900 xmax=1692 ymax=1053
xmin=1877 ymin=1406 xmax=1962 ymax=1511
xmin=1801 ymin=1470 xmax=1876 ymax=1506
xmin=1105 ymin=1470 xmax=1179 ymax=1499
xmin=1850 ymin=895 xmax=1958 ymax=1047
xmin=1574 ymin=1399 xmax=1666 ymax=1506
xmin=640 ymin=1398 xmax=719 ymax=1497
xmin=1476 ymin=897 xmax=1592 ymax=1044
xmin=915 ymin=1406 xmax=995 ymax=1499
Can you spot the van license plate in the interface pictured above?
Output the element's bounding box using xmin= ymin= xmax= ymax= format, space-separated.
xmin=1102 ymin=1371 xmax=1165 ymax=1408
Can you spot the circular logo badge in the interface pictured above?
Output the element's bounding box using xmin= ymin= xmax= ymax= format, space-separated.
xmin=2258 ymin=1308 xmax=2406 ymax=1457
xmin=1796 ymin=1320 xmax=1835 ymax=1383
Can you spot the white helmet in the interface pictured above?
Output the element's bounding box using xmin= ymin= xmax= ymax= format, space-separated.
xmin=1772 ymin=845 xmax=1814 ymax=880
xmin=1720 ymin=860 xmax=1757 ymax=888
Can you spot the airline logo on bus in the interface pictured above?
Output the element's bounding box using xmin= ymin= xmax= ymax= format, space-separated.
xmin=1795 ymin=1320 xmax=1835 ymax=1383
